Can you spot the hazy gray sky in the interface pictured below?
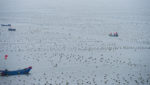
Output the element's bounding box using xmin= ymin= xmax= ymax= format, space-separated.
xmin=0 ymin=0 xmax=150 ymax=11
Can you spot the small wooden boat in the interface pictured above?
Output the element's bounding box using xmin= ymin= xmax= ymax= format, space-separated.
xmin=1 ymin=24 xmax=11 ymax=26
xmin=109 ymin=34 xmax=118 ymax=37
xmin=0 ymin=66 xmax=32 ymax=76
xmin=8 ymin=28 xmax=16 ymax=31
xmin=109 ymin=32 xmax=118 ymax=37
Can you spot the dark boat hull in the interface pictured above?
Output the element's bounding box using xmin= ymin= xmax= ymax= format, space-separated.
xmin=0 ymin=66 xmax=32 ymax=76
xmin=109 ymin=34 xmax=118 ymax=37
xmin=8 ymin=28 xmax=16 ymax=31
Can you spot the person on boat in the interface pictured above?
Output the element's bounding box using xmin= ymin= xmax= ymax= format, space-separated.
xmin=115 ymin=32 xmax=118 ymax=36
xmin=0 ymin=69 xmax=8 ymax=76
xmin=109 ymin=32 xmax=112 ymax=36
xmin=4 ymin=69 xmax=8 ymax=72
xmin=114 ymin=32 xmax=118 ymax=36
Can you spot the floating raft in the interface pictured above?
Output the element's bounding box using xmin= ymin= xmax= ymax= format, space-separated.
xmin=1 ymin=24 xmax=11 ymax=26
xmin=0 ymin=66 xmax=32 ymax=76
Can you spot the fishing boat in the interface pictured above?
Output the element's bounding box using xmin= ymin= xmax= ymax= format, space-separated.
xmin=0 ymin=66 xmax=32 ymax=76
xmin=109 ymin=32 xmax=118 ymax=37
xmin=1 ymin=24 xmax=11 ymax=26
xmin=8 ymin=28 xmax=16 ymax=31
